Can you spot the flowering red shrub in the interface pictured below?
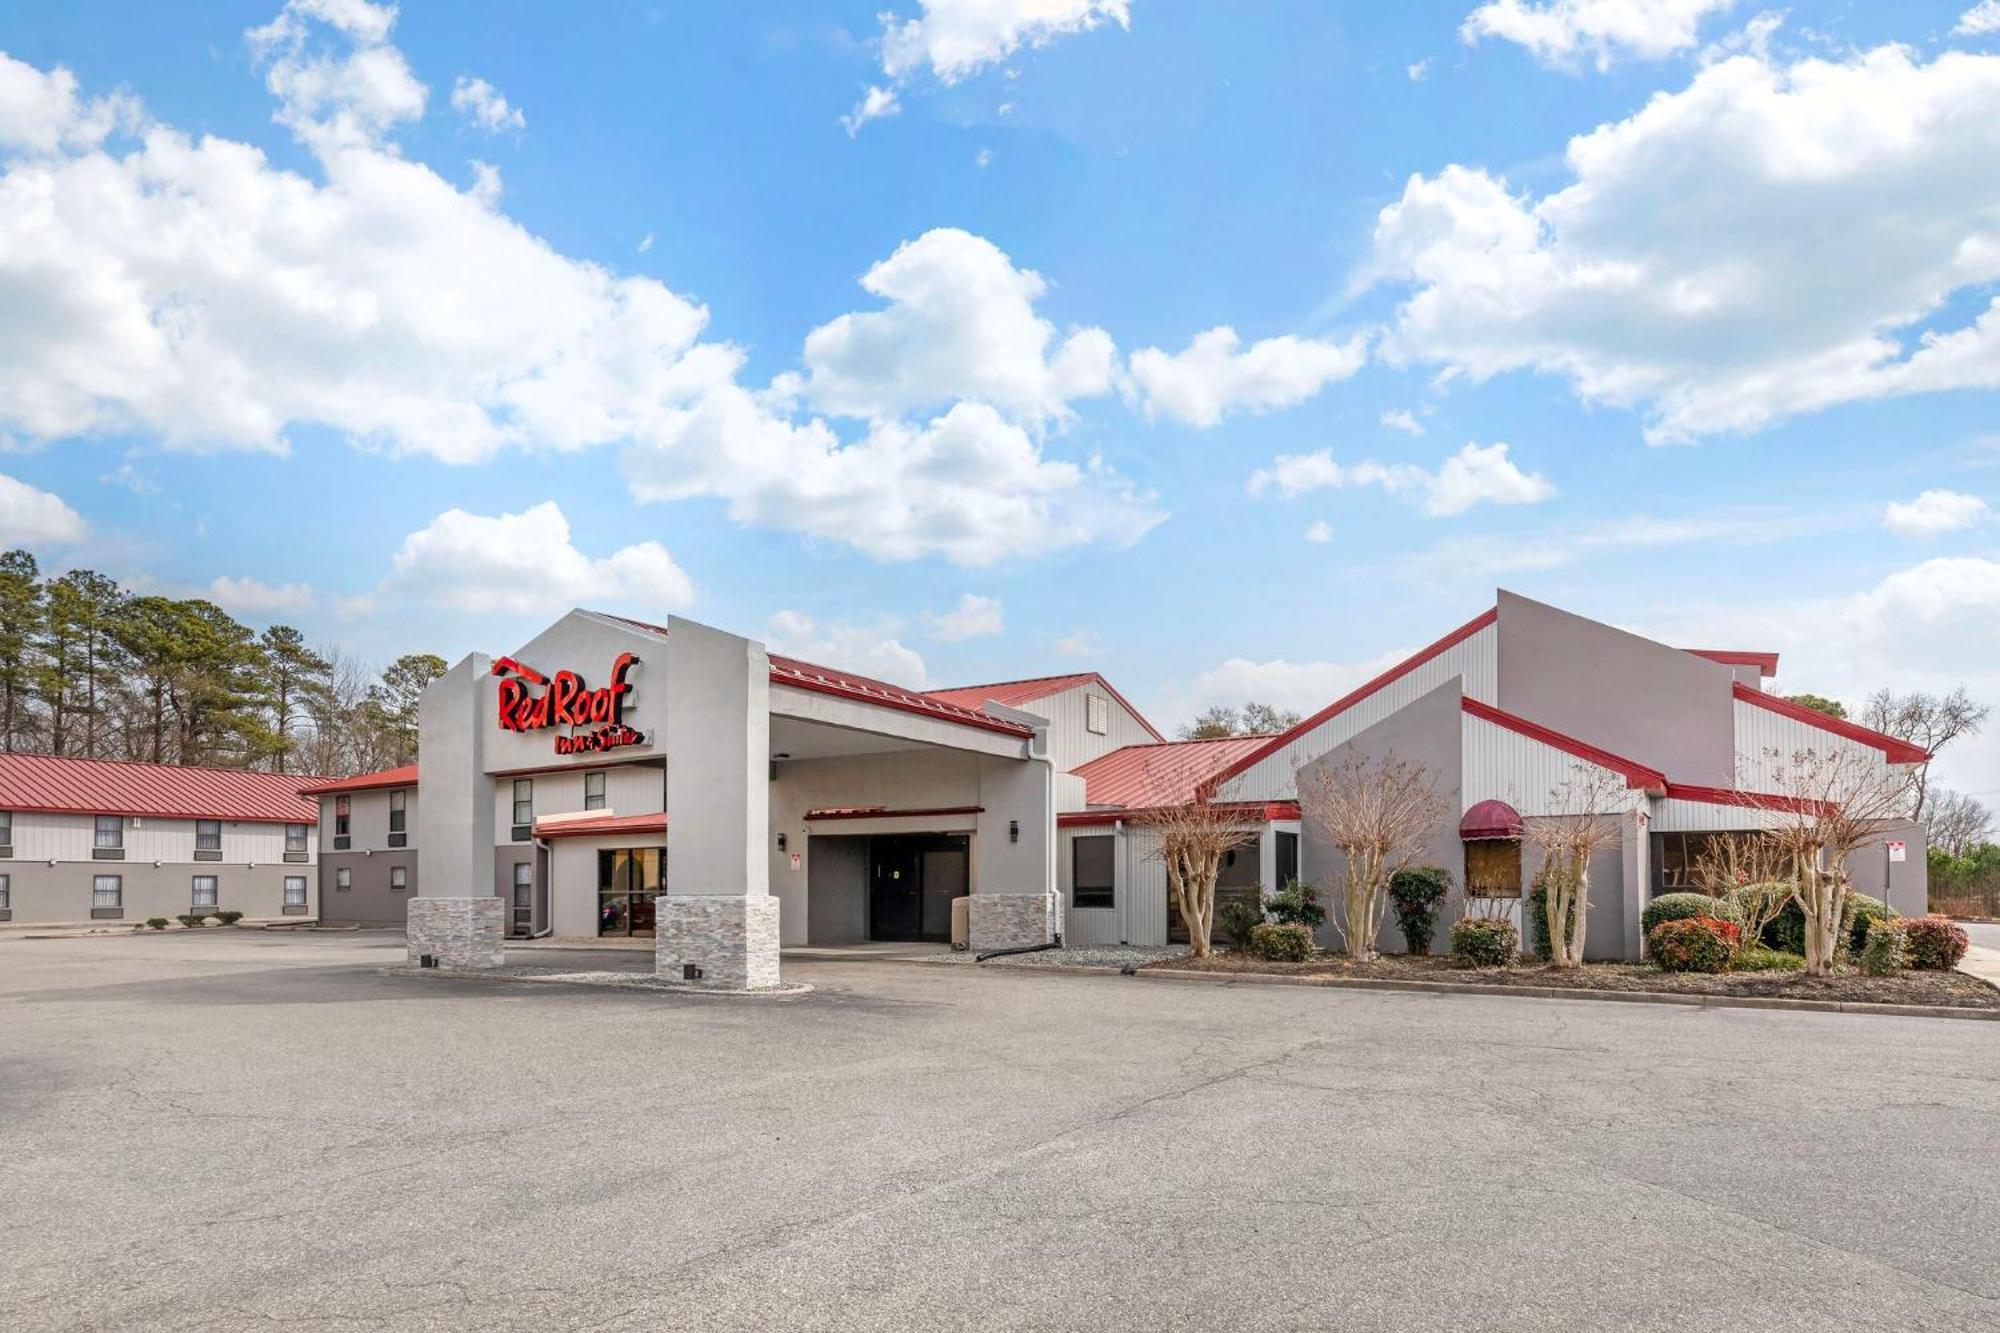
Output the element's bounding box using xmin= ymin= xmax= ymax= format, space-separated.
xmin=1898 ymin=915 xmax=1970 ymax=971
xmin=1649 ymin=916 xmax=1740 ymax=974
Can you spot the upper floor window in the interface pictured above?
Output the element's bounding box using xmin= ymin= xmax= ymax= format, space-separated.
xmin=1085 ymin=693 xmax=1110 ymax=735
xmin=334 ymin=796 xmax=351 ymax=837
xmin=0 ymin=809 xmax=12 ymax=847
xmin=285 ymin=823 xmax=309 ymax=854
xmin=195 ymin=820 xmax=222 ymax=851
xmin=511 ymin=779 xmax=534 ymax=841
xmin=93 ymin=815 xmax=124 ymax=858
xmin=584 ymin=771 xmax=607 ymax=811
xmin=388 ymin=790 xmax=406 ymax=834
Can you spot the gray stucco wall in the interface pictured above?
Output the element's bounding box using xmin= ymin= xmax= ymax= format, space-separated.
xmin=805 ymin=835 xmax=870 ymax=944
xmin=319 ymin=851 xmax=416 ymax=925
xmin=664 ymin=616 xmax=769 ymax=899
xmin=6 ymin=862 xmax=313 ymax=925
xmin=1299 ymin=677 xmax=1465 ymax=955
xmin=1520 ymin=818 xmax=1629 ymax=961
xmin=1854 ymin=819 xmax=1928 ymax=916
xmin=1496 ymin=589 xmax=1736 ymax=788
xmin=416 ymin=652 xmax=495 ymax=898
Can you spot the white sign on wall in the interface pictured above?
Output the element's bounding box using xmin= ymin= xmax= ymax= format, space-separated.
xmin=1887 ymin=840 xmax=1906 ymax=863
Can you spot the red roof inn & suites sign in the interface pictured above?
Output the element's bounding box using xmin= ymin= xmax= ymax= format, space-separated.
xmin=493 ymin=653 xmax=646 ymax=755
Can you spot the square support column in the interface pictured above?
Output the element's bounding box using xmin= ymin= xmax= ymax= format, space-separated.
xmin=968 ymin=892 xmax=1060 ymax=953
xmin=407 ymin=897 xmax=503 ymax=969
xmin=662 ymin=616 xmax=781 ymax=989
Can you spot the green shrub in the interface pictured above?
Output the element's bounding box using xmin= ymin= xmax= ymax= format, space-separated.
xmin=1857 ymin=921 xmax=1907 ymax=977
xmin=1649 ymin=917 xmax=1739 ymax=973
xmin=1528 ymin=864 xmax=1580 ymax=961
xmin=1724 ymin=881 xmax=1791 ymax=942
xmin=1219 ymin=899 xmax=1264 ymax=953
xmin=1249 ymin=921 xmax=1314 ymax=962
xmin=145 ymin=917 xmax=169 ymax=931
xmin=1642 ymin=892 xmax=1741 ymax=937
xmin=1768 ymin=891 xmax=1884 ymax=956
xmin=1730 ymin=945 xmax=1804 ymax=973
xmin=1900 ymin=915 xmax=1970 ymax=971
xmin=1845 ymin=895 xmax=1888 ymax=954
xmin=215 ymin=910 xmax=244 ymax=926
xmin=1265 ymin=879 xmax=1325 ymax=932
xmin=1451 ymin=916 xmax=1518 ymax=968
xmin=175 ymin=913 xmax=206 ymax=929
xmin=1388 ymin=866 xmax=1452 ymax=956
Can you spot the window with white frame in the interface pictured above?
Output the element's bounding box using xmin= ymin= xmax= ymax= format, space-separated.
xmin=92 ymin=874 xmax=122 ymax=916
xmin=285 ymin=823 xmax=309 ymax=859
xmin=1072 ymin=836 xmax=1115 ymax=909
xmin=1085 ymin=693 xmax=1110 ymax=735
xmin=93 ymin=815 xmax=124 ymax=858
xmin=333 ymin=795 xmax=351 ymax=850
xmin=195 ymin=819 xmax=222 ymax=859
xmin=389 ymin=790 xmax=406 ymax=833
xmin=390 ymin=865 xmax=407 ymax=891
xmin=192 ymin=875 xmax=218 ymax=908
xmin=283 ymin=876 xmax=308 ymax=912
xmin=0 ymin=873 xmax=10 ymax=913
xmin=511 ymin=779 xmax=534 ymax=840
xmin=0 ymin=808 xmax=12 ymax=848
xmin=584 ymin=770 xmax=607 ymax=811
xmin=335 ymin=866 xmax=352 ymax=892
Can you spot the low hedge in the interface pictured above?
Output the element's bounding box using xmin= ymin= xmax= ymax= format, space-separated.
xmin=1451 ymin=916 xmax=1518 ymax=968
xmin=175 ymin=913 xmax=207 ymax=929
xmin=1768 ymin=892 xmax=1885 ymax=956
xmin=1219 ymin=900 xmax=1264 ymax=953
xmin=1642 ymin=892 xmax=1742 ymax=937
xmin=1649 ymin=917 xmax=1739 ymax=973
xmin=1899 ymin=915 xmax=1970 ymax=971
xmin=1730 ymin=945 xmax=1803 ymax=973
xmin=1858 ymin=921 xmax=1907 ymax=977
xmin=1248 ymin=921 xmax=1314 ymax=962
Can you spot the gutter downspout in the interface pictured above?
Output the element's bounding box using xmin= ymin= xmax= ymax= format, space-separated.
xmin=529 ymin=837 xmax=555 ymax=939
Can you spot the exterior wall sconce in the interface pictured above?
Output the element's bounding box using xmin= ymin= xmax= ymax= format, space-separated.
xmin=1009 ymin=820 xmax=1019 ymax=843
xmin=776 ymin=832 xmax=787 ymax=851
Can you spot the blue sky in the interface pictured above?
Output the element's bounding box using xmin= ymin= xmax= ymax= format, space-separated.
xmin=1 ymin=0 xmax=1998 ymax=798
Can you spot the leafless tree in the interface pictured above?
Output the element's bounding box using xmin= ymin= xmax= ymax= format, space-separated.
xmin=1927 ymin=788 xmax=1994 ymax=859
xmin=1861 ymin=687 xmax=1987 ymax=822
xmin=1136 ymin=797 xmax=1263 ymax=959
xmin=1746 ymin=745 xmax=1919 ymax=976
xmin=1295 ymin=753 xmax=1448 ymax=962
xmin=1690 ymin=832 xmax=1794 ymax=945
xmin=1520 ymin=766 xmax=1630 ymax=969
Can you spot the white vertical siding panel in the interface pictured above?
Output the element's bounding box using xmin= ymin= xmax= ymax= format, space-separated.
xmin=1732 ymin=699 xmax=1883 ymax=781
xmin=1121 ymin=826 xmax=1169 ymax=946
xmin=1221 ymin=625 xmax=1498 ymax=802
xmin=1058 ymin=826 xmax=1123 ymax=946
xmin=1460 ymin=713 xmax=1646 ymax=816
xmin=1038 ymin=683 xmax=1159 ymax=774
xmin=1650 ymin=796 xmax=1790 ymax=832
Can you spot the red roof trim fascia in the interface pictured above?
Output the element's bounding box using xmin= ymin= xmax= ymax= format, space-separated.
xmin=1732 ymin=683 xmax=1930 ymax=764
xmin=0 ymin=800 xmax=311 ymax=825
xmin=1687 ymin=649 xmax=1780 ymax=678
xmin=769 ymin=659 xmax=1035 ymax=739
xmin=533 ymin=812 xmax=668 ymax=840
xmin=928 ymin=672 xmax=1166 ymax=743
xmin=1202 ymin=607 xmax=1501 ymax=795
xmin=1058 ymin=801 xmax=1299 ymax=827
xmin=1661 ymin=782 xmax=1834 ymax=816
xmin=803 ymin=805 xmax=985 ymax=822
xmin=1462 ymin=698 xmax=1667 ymax=792
xmin=298 ymin=764 xmax=419 ymax=796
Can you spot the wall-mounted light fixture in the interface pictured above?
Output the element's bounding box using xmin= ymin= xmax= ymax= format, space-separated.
xmin=1009 ymin=820 xmax=1020 ymax=843
xmin=776 ymin=832 xmax=787 ymax=851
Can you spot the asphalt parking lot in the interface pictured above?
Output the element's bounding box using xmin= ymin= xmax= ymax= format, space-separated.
xmin=3 ymin=930 xmax=1998 ymax=1332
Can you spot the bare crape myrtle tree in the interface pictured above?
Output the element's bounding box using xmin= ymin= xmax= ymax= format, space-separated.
xmin=1137 ymin=795 xmax=1262 ymax=959
xmin=1521 ymin=766 xmax=1631 ymax=969
xmin=1296 ymin=753 xmax=1447 ymax=962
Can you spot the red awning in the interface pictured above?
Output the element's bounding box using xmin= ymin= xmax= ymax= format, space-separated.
xmin=1460 ymin=799 xmax=1522 ymax=841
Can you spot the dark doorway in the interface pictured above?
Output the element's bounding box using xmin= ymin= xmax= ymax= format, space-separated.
xmin=598 ymin=847 xmax=665 ymax=937
xmin=869 ymin=834 xmax=968 ymax=942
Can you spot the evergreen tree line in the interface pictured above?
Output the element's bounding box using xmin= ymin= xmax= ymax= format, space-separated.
xmin=0 ymin=550 xmax=445 ymax=776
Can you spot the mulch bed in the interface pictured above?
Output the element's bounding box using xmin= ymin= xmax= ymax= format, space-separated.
xmin=1141 ymin=952 xmax=2000 ymax=1009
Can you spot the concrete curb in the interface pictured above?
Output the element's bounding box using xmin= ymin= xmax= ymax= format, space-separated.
xmin=377 ymin=965 xmax=814 ymax=999
xmin=1135 ymin=967 xmax=2000 ymax=1021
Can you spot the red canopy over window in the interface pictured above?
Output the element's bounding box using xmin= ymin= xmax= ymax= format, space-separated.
xmin=1460 ymin=799 xmax=1522 ymax=841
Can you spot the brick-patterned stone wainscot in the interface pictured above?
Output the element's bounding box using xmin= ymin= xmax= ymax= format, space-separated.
xmin=968 ymin=892 xmax=1060 ymax=953
xmin=407 ymin=897 xmax=504 ymax=969
xmin=656 ymin=895 xmax=781 ymax=990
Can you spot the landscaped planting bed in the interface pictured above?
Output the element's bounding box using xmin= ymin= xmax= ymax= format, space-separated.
xmin=1140 ymin=951 xmax=2000 ymax=1010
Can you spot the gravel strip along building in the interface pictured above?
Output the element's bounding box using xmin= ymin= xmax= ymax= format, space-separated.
xmin=296 ymin=593 xmax=1931 ymax=988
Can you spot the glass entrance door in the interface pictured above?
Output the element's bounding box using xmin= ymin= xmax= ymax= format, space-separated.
xmin=597 ymin=847 xmax=665 ymax=937
xmin=869 ymin=834 xmax=968 ymax=943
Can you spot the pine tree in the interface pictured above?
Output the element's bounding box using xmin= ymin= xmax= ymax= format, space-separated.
xmin=258 ymin=625 xmax=332 ymax=773
xmin=0 ymin=550 xmax=43 ymax=752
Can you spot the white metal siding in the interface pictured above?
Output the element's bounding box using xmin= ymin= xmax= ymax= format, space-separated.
xmin=10 ymin=812 xmax=302 ymax=864
xmin=1221 ymin=625 xmax=1498 ymax=802
xmin=1039 ymin=682 xmax=1159 ymax=774
xmin=1059 ymin=827 xmax=1122 ymax=946
xmin=1121 ymin=825 xmax=1170 ymax=946
xmin=1732 ymin=698 xmax=1885 ymax=783
xmin=1651 ymin=796 xmax=1790 ymax=833
xmin=1460 ymin=712 xmax=1645 ymax=816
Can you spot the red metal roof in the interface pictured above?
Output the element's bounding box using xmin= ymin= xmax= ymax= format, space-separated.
xmin=1203 ymin=607 xmax=1501 ymax=795
xmin=533 ymin=812 xmax=668 ymax=840
xmin=1686 ymin=649 xmax=1781 ymax=678
xmin=0 ymin=753 xmax=320 ymax=824
xmin=1661 ymin=782 xmax=1835 ymax=816
xmin=298 ymin=764 xmax=418 ymax=796
xmin=1732 ymin=683 xmax=1930 ymax=764
xmin=925 ymin=672 xmax=1165 ymax=741
xmin=803 ymin=805 xmax=983 ymax=821
xmin=591 ymin=613 xmax=1034 ymax=739
xmin=1060 ymin=800 xmax=1298 ymax=827
xmin=1070 ymin=735 xmax=1275 ymax=810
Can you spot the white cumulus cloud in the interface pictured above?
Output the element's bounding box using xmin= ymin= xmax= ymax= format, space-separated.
xmin=1959 ymin=3 xmax=2000 ymax=36
xmin=1884 ymin=488 xmax=1991 ymax=538
xmin=1249 ymin=442 xmax=1553 ymax=517
xmin=0 ymin=472 xmax=87 ymax=545
xmin=1367 ymin=44 xmax=2000 ymax=443
xmin=924 ymin=592 xmax=1004 ymax=641
xmin=764 ymin=609 xmax=926 ymax=688
xmin=1128 ymin=326 xmax=1367 ymax=428
xmin=450 ymin=76 xmax=524 ymax=132
xmin=841 ymin=85 xmax=901 ymax=136
xmin=388 ymin=501 xmax=695 ymax=617
xmin=206 ymin=575 xmax=316 ymax=614
xmin=1303 ymin=519 xmax=1333 ymax=543
xmin=880 ymin=0 xmax=1130 ymax=85
xmin=1461 ymin=0 xmax=1735 ymax=71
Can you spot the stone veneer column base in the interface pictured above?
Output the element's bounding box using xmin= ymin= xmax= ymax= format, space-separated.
xmin=407 ymin=897 xmax=504 ymax=969
xmin=655 ymin=895 xmax=782 ymax=990
xmin=968 ymin=892 xmax=1060 ymax=953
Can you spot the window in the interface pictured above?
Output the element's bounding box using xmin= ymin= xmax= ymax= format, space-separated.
xmin=283 ymin=875 xmax=308 ymax=914
xmin=191 ymin=875 xmax=218 ymax=908
xmin=512 ymin=860 xmax=533 ymax=934
xmin=1072 ymin=835 xmax=1115 ymax=910
xmin=1275 ymin=831 xmax=1300 ymax=888
xmin=387 ymin=790 xmax=408 ymax=847
xmin=1085 ymin=692 xmax=1110 ymax=736
xmin=195 ymin=819 xmax=222 ymax=860
xmin=335 ymin=867 xmax=352 ymax=892
xmin=284 ymin=823 xmax=309 ymax=862
xmin=0 ymin=873 xmax=10 ymax=920
xmin=91 ymin=873 xmax=122 ymax=918
xmin=0 ymin=808 xmax=12 ymax=850
xmin=93 ymin=815 xmax=124 ymax=859
xmin=584 ymin=770 xmax=607 ymax=811
xmin=333 ymin=795 xmax=351 ymax=850
xmin=511 ymin=778 xmax=534 ymax=841
xmin=390 ymin=866 xmax=408 ymax=892
xmin=1464 ymin=840 xmax=1523 ymax=899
